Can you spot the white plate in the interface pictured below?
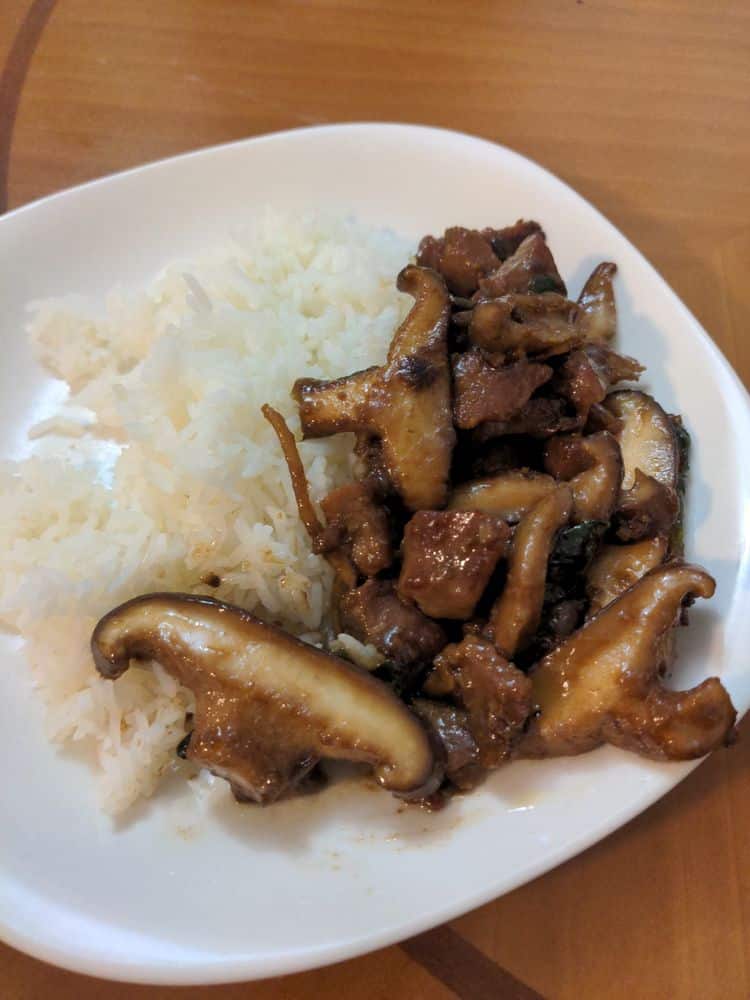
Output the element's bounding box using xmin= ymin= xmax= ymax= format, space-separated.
xmin=1 ymin=124 xmax=749 ymax=986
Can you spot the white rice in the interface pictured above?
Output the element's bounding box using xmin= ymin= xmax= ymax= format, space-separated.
xmin=0 ymin=210 xmax=413 ymax=815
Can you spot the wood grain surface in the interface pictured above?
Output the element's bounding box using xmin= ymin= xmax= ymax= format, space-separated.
xmin=2 ymin=1 xmax=749 ymax=997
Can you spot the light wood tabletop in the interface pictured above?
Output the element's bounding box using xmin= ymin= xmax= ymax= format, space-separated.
xmin=2 ymin=2 xmax=749 ymax=997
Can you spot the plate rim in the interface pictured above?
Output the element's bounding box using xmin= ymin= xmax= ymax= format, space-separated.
xmin=2 ymin=121 xmax=749 ymax=985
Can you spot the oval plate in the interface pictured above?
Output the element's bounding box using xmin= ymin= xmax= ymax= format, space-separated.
xmin=1 ymin=124 xmax=749 ymax=985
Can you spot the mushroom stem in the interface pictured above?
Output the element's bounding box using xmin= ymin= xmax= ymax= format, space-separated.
xmin=544 ymin=431 xmax=623 ymax=523
xmin=488 ymin=485 xmax=573 ymax=657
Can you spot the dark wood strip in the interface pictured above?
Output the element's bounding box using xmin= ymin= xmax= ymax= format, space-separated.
xmin=401 ymin=926 xmax=545 ymax=1000
xmin=0 ymin=0 xmax=58 ymax=213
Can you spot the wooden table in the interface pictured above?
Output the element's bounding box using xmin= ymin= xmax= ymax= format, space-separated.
xmin=2 ymin=2 xmax=749 ymax=997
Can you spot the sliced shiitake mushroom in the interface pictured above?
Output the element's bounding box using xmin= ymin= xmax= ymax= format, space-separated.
xmin=586 ymin=536 xmax=668 ymax=616
xmin=605 ymin=390 xmax=681 ymax=543
xmin=616 ymin=470 xmax=679 ymax=542
xmin=522 ymin=563 xmax=736 ymax=760
xmin=91 ymin=593 xmax=440 ymax=802
xmin=488 ymin=484 xmax=573 ymax=657
xmin=543 ymin=431 xmax=623 ymax=523
xmin=607 ymin=390 xmax=679 ymax=489
xmin=293 ymin=265 xmax=455 ymax=510
xmin=448 ymin=469 xmax=557 ymax=524
xmin=466 ymin=293 xmax=582 ymax=359
xmin=576 ymin=262 xmax=617 ymax=342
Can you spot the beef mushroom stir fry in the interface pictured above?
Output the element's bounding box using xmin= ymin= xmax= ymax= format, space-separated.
xmin=92 ymin=219 xmax=736 ymax=809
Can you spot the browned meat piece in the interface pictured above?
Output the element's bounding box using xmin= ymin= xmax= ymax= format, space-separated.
xmin=552 ymin=349 xmax=607 ymax=425
xmin=586 ymin=536 xmax=668 ymax=615
xmin=416 ymin=227 xmax=500 ymax=297
xmin=411 ymin=699 xmax=485 ymax=791
xmin=294 ymin=266 xmax=455 ymax=511
xmin=436 ymin=634 xmax=532 ymax=767
xmin=522 ymin=564 xmax=736 ymax=760
xmin=615 ymin=469 xmax=679 ymax=541
xmin=92 ymin=593 xmax=440 ymax=803
xmin=586 ymin=343 xmax=644 ymax=385
xmin=482 ymin=220 xmax=544 ymax=260
xmin=339 ymin=579 xmax=447 ymax=666
xmin=576 ymin=262 xmax=617 ymax=342
xmin=543 ymin=432 xmax=623 ymax=523
xmin=552 ymin=345 xmax=643 ymax=427
xmin=449 ymin=469 xmax=557 ymax=523
xmin=452 ymin=349 xmax=553 ymax=430
xmin=397 ymin=510 xmax=511 ymax=620
xmin=477 ymin=232 xmax=567 ymax=299
xmin=320 ymin=482 xmax=392 ymax=577
xmin=421 ymin=656 xmax=457 ymax=697
xmin=489 ymin=485 xmax=573 ymax=657
xmin=468 ymin=293 xmax=581 ymax=359
xmin=476 ymin=397 xmax=579 ymax=441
